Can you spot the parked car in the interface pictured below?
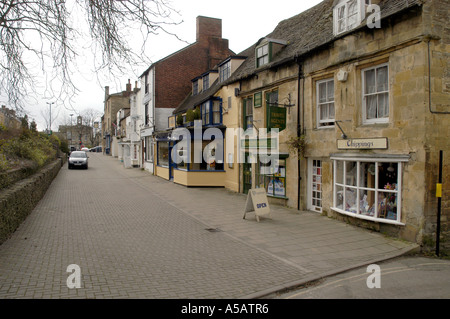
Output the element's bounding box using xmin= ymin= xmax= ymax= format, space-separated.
xmin=81 ymin=147 xmax=90 ymax=152
xmin=68 ymin=151 xmax=89 ymax=169
xmin=90 ymin=146 xmax=102 ymax=152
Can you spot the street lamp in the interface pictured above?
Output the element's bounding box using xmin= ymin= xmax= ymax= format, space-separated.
xmin=69 ymin=113 xmax=74 ymax=149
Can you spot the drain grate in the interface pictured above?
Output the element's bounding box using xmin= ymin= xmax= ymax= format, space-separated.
xmin=205 ymin=228 xmax=222 ymax=233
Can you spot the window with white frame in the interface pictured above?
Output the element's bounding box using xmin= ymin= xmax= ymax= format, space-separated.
xmin=363 ymin=64 xmax=389 ymax=123
xmin=145 ymin=136 xmax=153 ymax=162
xmin=317 ymin=78 xmax=335 ymax=127
xmin=333 ymin=0 xmax=369 ymax=36
xmin=256 ymin=43 xmax=270 ymax=67
xmin=332 ymin=156 xmax=407 ymax=225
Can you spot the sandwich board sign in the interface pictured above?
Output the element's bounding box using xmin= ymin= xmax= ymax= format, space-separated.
xmin=243 ymin=188 xmax=271 ymax=222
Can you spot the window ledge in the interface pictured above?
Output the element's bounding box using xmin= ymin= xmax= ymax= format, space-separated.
xmin=331 ymin=207 xmax=405 ymax=226
xmin=267 ymin=194 xmax=289 ymax=200
xmin=360 ymin=121 xmax=389 ymax=127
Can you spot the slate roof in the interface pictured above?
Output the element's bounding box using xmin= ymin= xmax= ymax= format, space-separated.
xmin=173 ymin=0 xmax=423 ymax=114
xmin=173 ymin=78 xmax=222 ymax=114
xmin=226 ymin=0 xmax=423 ymax=83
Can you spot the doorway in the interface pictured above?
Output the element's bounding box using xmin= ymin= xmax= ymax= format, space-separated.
xmin=308 ymin=158 xmax=323 ymax=213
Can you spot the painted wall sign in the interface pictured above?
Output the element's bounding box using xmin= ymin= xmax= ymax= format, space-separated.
xmin=337 ymin=138 xmax=388 ymax=150
xmin=243 ymin=188 xmax=271 ymax=222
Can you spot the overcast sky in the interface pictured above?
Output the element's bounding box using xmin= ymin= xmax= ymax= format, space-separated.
xmin=29 ymin=0 xmax=322 ymax=131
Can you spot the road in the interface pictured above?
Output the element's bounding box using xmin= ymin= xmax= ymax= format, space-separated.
xmin=0 ymin=153 xmax=307 ymax=299
xmin=276 ymin=256 xmax=450 ymax=299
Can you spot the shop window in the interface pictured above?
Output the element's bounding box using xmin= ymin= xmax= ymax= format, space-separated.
xmin=189 ymin=140 xmax=224 ymax=171
xmin=157 ymin=142 xmax=169 ymax=167
xmin=332 ymin=158 xmax=403 ymax=223
xmin=257 ymin=156 xmax=287 ymax=198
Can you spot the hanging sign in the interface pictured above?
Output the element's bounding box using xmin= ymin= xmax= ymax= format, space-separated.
xmin=267 ymin=105 xmax=286 ymax=132
xmin=337 ymin=138 xmax=388 ymax=150
xmin=243 ymin=188 xmax=271 ymax=222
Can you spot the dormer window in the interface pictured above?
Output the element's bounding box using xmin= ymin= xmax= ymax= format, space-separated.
xmin=255 ymin=39 xmax=287 ymax=68
xmin=192 ymin=77 xmax=202 ymax=96
xmin=193 ymin=80 xmax=199 ymax=96
xmin=219 ymin=61 xmax=231 ymax=82
xmin=333 ymin=0 xmax=370 ymax=36
xmin=256 ymin=43 xmax=270 ymax=67
xmin=203 ymin=74 xmax=209 ymax=90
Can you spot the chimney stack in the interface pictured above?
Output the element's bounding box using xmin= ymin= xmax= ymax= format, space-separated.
xmin=196 ymin=16 xmax=222 ymax=42
xmin=105 ymin=86 xmax=110 ymax=101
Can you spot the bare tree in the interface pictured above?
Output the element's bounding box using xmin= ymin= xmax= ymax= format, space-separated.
xmin=0 ymin=0 xmax=181 ymax=111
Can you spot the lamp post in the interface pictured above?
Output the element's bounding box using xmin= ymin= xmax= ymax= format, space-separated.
xmin=46 ymin=101 xmax=55 ymax=134
xmin=69 ymin=113 xmax=74 ymax=149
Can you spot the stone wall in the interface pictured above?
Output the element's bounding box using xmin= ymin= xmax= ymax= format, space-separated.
xmin=0 ymin=159 xmax=63 ymax=245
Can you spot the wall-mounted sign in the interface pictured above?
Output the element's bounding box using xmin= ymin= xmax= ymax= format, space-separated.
xmin=243 ymin=188 xmax=271 ymax=222
xmin=267 ymin=105 xmax=286 ymax=132
xmin=168 ymin=116 xmax=176 ymax=129
xmin=337 ymin=138 xmax=388 ymax=150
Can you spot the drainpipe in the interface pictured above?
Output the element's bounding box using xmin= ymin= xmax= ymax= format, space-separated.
xmin=426 ymin=36 xmax=449 ymax=114
xmin=296 ymin=58 xmax=305 ymax=211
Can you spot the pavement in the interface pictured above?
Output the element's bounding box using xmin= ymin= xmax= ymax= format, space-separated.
xmin=0 ymin=153 xmax=419 ymax=299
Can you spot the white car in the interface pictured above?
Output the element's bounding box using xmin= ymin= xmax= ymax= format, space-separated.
xmin=68 ymin=151 xmax=89 ymax=169
xmin=81 ymin=147 xmax=90 ymax=152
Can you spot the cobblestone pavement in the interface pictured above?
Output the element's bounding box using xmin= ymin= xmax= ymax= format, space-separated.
xmin=0 ymin=154 xmax=418 ymax=299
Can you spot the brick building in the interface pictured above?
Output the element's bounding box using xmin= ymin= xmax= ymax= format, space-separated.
xmin=139 ymin=16 xmax=235 ymax=173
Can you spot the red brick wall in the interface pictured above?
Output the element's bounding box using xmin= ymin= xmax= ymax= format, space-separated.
xmin=154 ymin=17 xmax=233 ymax=109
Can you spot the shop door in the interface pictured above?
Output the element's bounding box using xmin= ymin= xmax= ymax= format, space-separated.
xmin=308 ymin=158 xmax=323 ymax=213
xmin=169 ymin=142 xmax=175 ymax=181
xmin=243 ymin=153 xmax=252 ymax=194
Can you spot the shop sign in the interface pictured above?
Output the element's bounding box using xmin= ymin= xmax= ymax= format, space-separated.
xmin=337 ymin=138 xmax=388 ymax=150
xmin=267 ymin=105 xmax=286 ymax=132
xmin=140 ymin=128 xmax=154 ymax=137
xmin=243 ymin=188 xmax=271 ymax=222
xmin=168 ymin=116 xmax=176 ymax=129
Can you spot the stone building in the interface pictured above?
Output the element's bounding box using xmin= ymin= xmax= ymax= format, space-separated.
xmin=102 ymin=80 xmax=134 ymax=155
xmin=57 ymin=116 xmax=93 ymax=150
xmin=0 ymin=105 xmax=21 ymax=130
xmin=221 ymin=0 xmax=449 ymax=250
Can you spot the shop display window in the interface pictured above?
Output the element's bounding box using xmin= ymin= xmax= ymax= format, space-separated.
xmin=157 ymin=142 xmax=169 ymax=167
xmin=257 ymin=157 xmax=287 ymax=197
xmin=333 ymin=159 xmax=402 ymax=223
